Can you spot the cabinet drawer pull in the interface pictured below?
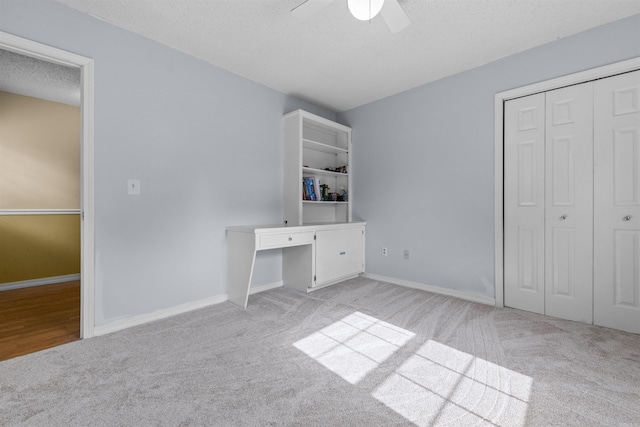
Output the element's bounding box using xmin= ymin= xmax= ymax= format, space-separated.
xmin=340 ymin=251 xmax=346 ymax=255
xmin=288 ymin=237 xmax=293 ymax=241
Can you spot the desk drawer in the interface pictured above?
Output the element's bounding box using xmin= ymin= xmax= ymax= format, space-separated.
xmin=258 ymin=231 xmax=315 ymax=249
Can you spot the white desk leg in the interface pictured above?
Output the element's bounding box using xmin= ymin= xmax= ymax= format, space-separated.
xmin=227 ymin=231 xmax=257 ymax=309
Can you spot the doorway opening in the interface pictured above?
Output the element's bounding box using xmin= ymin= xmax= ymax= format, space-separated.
xmin=0 ymin=32 xmax=95 ymax=356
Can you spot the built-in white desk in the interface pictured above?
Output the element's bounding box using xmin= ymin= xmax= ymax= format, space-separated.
xmin=226 ymin=222 xmax=365 ymax=308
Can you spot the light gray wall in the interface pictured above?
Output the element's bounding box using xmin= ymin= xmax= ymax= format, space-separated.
xmin=339 ymin=13 xmax=640 ymax=300
xmin=0 ymin=0 xmax=335 ymax=325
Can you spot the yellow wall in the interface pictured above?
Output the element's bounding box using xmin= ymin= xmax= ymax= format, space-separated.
xmin=0 ymin=92 xmax=80 ymax=285
xmin=0 ymin=215 xmax=81 ymax=283
xmin=0 ymin=91 xmax=80 ymax=209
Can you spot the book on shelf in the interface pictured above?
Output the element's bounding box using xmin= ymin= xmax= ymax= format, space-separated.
xmin=303 ymin=177 xmax=309 ymax=200
xmin=313 ymin=177 xmax=321 ymax=202
xmin=303 ymin=177 xmax=316 ymax=201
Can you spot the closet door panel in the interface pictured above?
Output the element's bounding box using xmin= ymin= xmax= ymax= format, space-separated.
xmin=504 ymin=94 xmax=545 ymax=314
xmin=594 ymin=70 xmax=640 ymax=334
xmin=614 ymin=230 xmax=639 ymax=305
xmin=551 ymin=227 xmax=576 ymax=297
xmin=544 ymin=83 xmax=594 ymax=324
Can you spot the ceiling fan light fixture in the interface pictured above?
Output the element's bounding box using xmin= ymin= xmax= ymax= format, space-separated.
xmin=348 ymin=0 xmax=385 ymax=21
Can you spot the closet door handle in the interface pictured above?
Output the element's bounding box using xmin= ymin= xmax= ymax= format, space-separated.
xmin=623 ymin=215 xmax=632 ymax=221
xmin=559 ymin=215 xmax=567 ymax=220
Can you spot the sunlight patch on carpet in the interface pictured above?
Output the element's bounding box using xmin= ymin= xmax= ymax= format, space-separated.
xmin=293 ymin=311 xmax=415 ymax=384
xmin=372 ymin=340 xmax=532 ymax=426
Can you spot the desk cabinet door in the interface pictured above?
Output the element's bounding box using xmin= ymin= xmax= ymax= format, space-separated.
xmin=315 ymin=226 xmax=364 ymax=286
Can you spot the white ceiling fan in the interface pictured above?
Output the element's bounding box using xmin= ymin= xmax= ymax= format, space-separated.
xmin=292 ymin=0 xmax=410 ymax=33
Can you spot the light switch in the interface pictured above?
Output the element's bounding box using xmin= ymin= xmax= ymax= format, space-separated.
xmin=127 ymin=179 xmax=141 ymax=195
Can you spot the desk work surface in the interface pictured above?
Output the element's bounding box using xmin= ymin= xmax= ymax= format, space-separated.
xmin=226 ymin=221 xmax=366 ymax=234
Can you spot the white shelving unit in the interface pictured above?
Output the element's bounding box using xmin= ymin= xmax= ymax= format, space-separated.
xmin=283 ymin=109 xmax=353 ymax=225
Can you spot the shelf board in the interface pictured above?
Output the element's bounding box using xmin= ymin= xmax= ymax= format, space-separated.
xmin=302 ymin=200 xmax=348 ymax=204
xmin=302 ymin=166 xmax=348 ymax=177
xmin=303 ymin=139 xmax=348 ymax=154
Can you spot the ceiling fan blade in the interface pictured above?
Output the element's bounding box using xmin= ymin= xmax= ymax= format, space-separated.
xmin=291 ymin=0 xmax=336 ymax=19
xmin=381 ymin=0 xmax=410 ymax=33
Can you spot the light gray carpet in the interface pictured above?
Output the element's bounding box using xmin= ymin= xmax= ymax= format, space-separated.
xmin=1 ymin=277 xmax=639 ymax=426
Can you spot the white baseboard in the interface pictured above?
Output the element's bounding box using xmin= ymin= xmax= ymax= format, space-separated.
xmin=362 ymin=273 xmax=496 ymax=306
xmin=0 ymin=274 xmax=81 ymax=291
xmin=93 ymin=294 xmax=229 ymax=336
xmin=307 ymin=274 xmax=361 ymax=293
xmin=93 ymin=280 xmax=284 ymax=337
xmin=249 ymin=280 xmax=283 ymax=295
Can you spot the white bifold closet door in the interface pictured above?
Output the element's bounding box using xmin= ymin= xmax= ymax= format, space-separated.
xmin=544 ymin=83 xmax=594 ymax=324
xmin=504 ymin=93 xmax=546 ymax=315
xmin=594 ymin=70 xmax=640 ymax=335
xmin=504 ymin=83 xmax=594 ymax=324
xmin=505 ymin=69 xmax=640 ymax=334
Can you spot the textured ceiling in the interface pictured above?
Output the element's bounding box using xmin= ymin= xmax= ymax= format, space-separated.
xmin=0 ymin=49 xmax=81 ymax=106
xmin=52 ymin=0 xmax=640 ymax=111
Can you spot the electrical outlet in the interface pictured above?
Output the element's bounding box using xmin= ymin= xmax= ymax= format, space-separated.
xmin=404 ymin=250 xmax=410 ymax=260
xmin=382 ymin=247 xmax=388 ymax=256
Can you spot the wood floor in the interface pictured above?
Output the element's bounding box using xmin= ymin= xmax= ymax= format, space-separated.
xmin=0 ymin=281 xmax=80 ymax=361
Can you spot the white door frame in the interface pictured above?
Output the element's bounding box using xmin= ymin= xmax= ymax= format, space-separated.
xmin=494 ymin=56 xmax=640 ymax=308
xmin=0 ymin=31 xmax=95 ymax=338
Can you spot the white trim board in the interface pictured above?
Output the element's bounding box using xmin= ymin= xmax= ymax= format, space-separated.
xmin=363 ymin=273 xmax=496 ymax=306
xmin=0 ymin=209 xmax=81 ymax=215
xmin=0 ymin=274 xmax=81 ymax=292
xmin=94 ymin=281 xmax=283 ymax=336
xmin=249 ymin=280 xmax=284 ymax=295
xmin=493 ymin=56 xmax=640 ymax=308
xmin=93 ymin=294 xmax=229 ymax=337
xmin=0 ymin=31 xmax=95 ymax=338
